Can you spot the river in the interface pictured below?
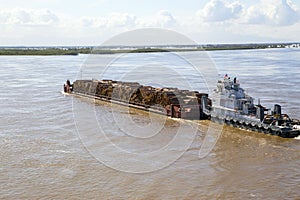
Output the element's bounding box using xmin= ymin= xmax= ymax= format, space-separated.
xmin=1 ymin=48 xmax=300 ymax=199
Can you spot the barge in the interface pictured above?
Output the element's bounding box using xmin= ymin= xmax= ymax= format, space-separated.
xmin=64 ymin=76 xmax=300 ymax=138
xmin=66 ymin=79 xmax=209 ymax=120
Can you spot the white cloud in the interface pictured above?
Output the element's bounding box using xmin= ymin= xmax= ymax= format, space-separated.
xmin=138 ymin=10 xmax=177 ymax=27
xmin=107 ymin=13 xmax=137 ymax=28
xmin=80 ymin=10 xmax=177 ymax=29
xmin=196 ymin=0 xmax=300 ymax=26
xmin=242 ymin=0 xmax=300 ymax=26
xmin=0 ymin=8 xmax=59 ymax=26
xmin=80 ymin=16 xmax=107 ymax=28
xmin=189 ymin=0 xmax=300 ymax=43
xmin=1 ymin=1 xmax=300 ymax=46
xmin=197 ymin=0 xmax=243 ymax=22
xmin=80 ymin=13 xmax=136 ymax=28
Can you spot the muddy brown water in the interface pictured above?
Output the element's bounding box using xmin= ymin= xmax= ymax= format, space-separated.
xmin=1 ymin=49 xmax=300 ymax=199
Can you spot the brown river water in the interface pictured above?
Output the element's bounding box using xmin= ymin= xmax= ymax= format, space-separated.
xmin=1 ymin=49 xmax=300 ymax=199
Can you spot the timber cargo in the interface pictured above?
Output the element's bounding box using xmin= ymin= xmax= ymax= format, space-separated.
xmin=66 ymin=79 xmax=209 ymax=120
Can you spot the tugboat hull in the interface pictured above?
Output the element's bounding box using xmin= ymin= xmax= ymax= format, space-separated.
xmin=202 ymin=75 xmax=300 ymax=138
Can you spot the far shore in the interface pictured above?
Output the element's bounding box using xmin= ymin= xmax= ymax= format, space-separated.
xmin=0 ymin=43 xmax=298 ymax=56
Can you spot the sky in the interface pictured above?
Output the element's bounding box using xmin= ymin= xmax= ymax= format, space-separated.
xmin=0 ymin=0 xmax=300 ymax=46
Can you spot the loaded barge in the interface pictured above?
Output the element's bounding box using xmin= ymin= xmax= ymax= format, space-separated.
xmin=64 ymin=76 xmax=300 ymax=138
xmin=65 ymin=79 xmax=209 ymax=119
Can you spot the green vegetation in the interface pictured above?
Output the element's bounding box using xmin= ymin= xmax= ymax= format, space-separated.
xmin=0 ymin=43 xmax=297 ymax=56
xmin=130 ymin=48 xmax=169 ymax=53
xmin=90 ymin=48 xmax=169 ymax=54
xmin=0 ymin=48 xmax=92 ymax=56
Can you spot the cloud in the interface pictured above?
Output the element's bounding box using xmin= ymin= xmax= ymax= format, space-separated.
xmin=107 ymin=13 xmax=137 ymax=27
xmin=80 ymin=13 xmax=137 ymax=28
xmin=1 ymin=1 xmax=300 ymax=45
xmin=80 ymin=16 xmax=107 ymax=28
xmin=197 ymin=0 xmax=243 ymax=22
xmin=0 ymin=8 xmax=59 ymax=26
xmin=138 ymin=10 xmax=177 ymax=27
xmin=196 ymin=0 xmax=300 ymax=26
xmin=81 ymin=10 xmax=177 ymax=29
xmin=243 ymin=0 xmax=300 ymax=26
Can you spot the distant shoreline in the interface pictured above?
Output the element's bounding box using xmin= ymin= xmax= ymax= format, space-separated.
xmin=0 ymin=43 xmax=299 ymax=55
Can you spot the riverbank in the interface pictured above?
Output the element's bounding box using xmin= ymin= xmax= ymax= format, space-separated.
xmin=0 ymin=48 xmax=92 ymax=56
xmin=0 ymin=43 xmax=298 ymax=55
